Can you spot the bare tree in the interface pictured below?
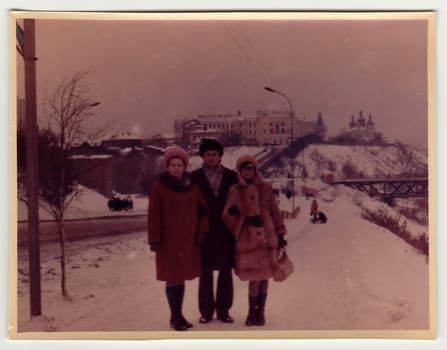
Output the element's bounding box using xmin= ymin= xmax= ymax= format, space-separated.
xmin=41 ymin=70 xmax=103 ymax=298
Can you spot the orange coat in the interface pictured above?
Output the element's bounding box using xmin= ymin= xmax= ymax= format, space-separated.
xmin=148 ymin=174 xmax=208 ymax=281
xmin=222 ymin=174 xmax=287 ymax=281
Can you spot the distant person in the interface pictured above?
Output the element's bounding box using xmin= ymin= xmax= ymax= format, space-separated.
xmin=310 ymin=198 xmax=319 ymax=221
xmin=147 ymin=146 xmax=208 ymax=331
xmin=190 ymin=138 xmax=238 ymax=324
xmin=222 ymin=155 xmax=287 ymax=327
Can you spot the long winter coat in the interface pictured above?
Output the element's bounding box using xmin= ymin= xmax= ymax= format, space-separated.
xmin=222 ymin=173 xmax=287 ymax=281
xmin=147 ymin=172 xmax=208 ymax=281
xmin=190 ymin=167 xmax=238 ymax=270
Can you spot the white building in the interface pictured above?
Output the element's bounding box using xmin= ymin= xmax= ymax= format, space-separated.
xmin=176 ymin=110 xmax=317 ymax=147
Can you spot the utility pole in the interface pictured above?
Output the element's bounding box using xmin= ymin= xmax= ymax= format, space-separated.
xmin=23 ymin=18 xmax=41 ymax=316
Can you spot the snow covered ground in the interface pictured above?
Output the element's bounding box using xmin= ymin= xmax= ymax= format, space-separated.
xmin=15 ymin=191 xmax=430 ymax=337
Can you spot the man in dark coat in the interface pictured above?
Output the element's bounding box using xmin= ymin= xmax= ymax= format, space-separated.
xmin=191 ymin=138 xmax=238 ymax=324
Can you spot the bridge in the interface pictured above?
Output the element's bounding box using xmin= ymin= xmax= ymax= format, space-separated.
xmin=331 ymin=177 xmax=428 ymax=204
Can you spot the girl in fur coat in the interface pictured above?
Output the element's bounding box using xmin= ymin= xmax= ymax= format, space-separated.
xmin=222 ymin=154 xmax=287 ymax=326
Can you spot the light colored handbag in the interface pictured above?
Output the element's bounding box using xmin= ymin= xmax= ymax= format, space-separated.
xmin=272 ymin=249 xmax=294 ymax=282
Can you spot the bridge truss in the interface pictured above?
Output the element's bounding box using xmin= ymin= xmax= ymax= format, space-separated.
xmin=332 ymin=178 xmax=428 ymax=203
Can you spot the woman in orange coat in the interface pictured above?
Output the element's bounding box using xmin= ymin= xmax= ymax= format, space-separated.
xmin=148 ymin=146 xmax=208 ymax=331
xmin=222 ymin=155 xmax=287 ymax=327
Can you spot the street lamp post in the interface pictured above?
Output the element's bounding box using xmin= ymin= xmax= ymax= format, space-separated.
xmin=264 ymin=86 xmax=296 ymax=212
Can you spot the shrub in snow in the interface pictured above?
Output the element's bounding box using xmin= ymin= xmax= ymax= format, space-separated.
xmin=361 ymin=207 xmax=428 ymax=256
xmin=394 ymin=198 xmax=428 ymax=226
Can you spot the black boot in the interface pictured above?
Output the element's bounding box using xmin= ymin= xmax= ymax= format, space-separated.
xmin=245 ymin=296 xmax=258 ymax=327
xmin=180 ymin=315 xmax=193 ymax=329
xmin=255 ymin=293 xmax=267 ymax=326
xmin=177 ymin=284 xmax=193 ymax=328
xmin=166 ymin=285 xmax=188 ymax=331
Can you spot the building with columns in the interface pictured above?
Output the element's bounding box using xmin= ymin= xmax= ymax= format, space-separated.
xmin=175 ymin=110 xmax=320 ymax=147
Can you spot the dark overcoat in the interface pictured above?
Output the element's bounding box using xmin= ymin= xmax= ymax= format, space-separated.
xmin=147 ymin=172 xmax=208 ymax=281
xmin=222 ymin=173 xmax=287 ymax=281
xmin=190 ymin=166 xmax=238 ymax=270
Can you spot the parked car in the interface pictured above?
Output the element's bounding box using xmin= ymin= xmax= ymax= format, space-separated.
xmin=108 ymin=196 xmax=133 ymax=211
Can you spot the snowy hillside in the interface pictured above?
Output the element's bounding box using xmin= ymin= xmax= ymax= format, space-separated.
xmin=302 ymin=144 xmax=427 ymax=179
xmin=264 ymin=143 xmax=427 ymax=181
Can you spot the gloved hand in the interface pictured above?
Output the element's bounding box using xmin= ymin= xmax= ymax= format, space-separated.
xmin=228 ymin=205 xmax=241 ymax=216
xmin=243 ymin=215 xmax=263 ymax=227
xmin=277 ymin=234 xmax=287 ymax=249
xmin=149 ymin=243 xmax=160 ymax=252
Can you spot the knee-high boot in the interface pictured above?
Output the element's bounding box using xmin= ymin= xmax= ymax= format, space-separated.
xmin=166 ymin=285 xmax=188 ymax=331
xmin=255 ymin=293 xmax=267 ymax=326
xmin=177 ymin=284 xmax=193 ymax=328
xmin=245 ymin=296 xmax=258 ymax=327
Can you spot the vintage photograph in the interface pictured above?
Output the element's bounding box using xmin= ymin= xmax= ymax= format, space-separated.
xmin=10 ymin=11 xmax=435 ymax=339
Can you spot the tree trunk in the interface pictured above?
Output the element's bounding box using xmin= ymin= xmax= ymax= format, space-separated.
xmin=56 ymin=218 xmax=68 ymax=298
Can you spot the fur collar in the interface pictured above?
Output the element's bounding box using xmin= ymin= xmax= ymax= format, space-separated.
xmin=160 ymin=171 xmax=192 ymax=192
xmin=237 ymin=172 xmax=264 ymax=187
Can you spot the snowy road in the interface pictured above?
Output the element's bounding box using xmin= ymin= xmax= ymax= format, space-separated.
xmin=16 ymin=197 xmax=430 ymax=335
xmin=17 ymin=215 xmax=147 ymax=244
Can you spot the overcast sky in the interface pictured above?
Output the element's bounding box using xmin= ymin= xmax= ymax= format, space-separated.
xmin=16 ymin=15 xmax=430 ymax=146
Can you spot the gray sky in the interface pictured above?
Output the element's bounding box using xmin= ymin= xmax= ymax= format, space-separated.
xmin=17 ymin=16 xmax=429 ymax=145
